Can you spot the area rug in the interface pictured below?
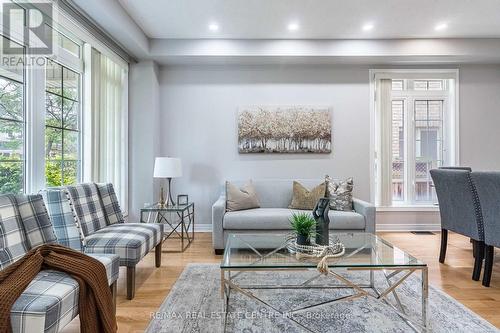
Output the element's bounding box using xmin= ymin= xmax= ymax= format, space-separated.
xmin=146 ymin=264 xmax=499 ymax=333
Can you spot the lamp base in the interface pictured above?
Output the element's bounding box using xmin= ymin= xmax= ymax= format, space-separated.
xmin=159 ymin=178 xmax=175 ymax=207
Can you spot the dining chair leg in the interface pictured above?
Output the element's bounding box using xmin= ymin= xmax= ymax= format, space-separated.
xmin=439 ymin=229 xmax=448 ymax=263
xmin=472 ymin=241 xmax=484 ymax=281
xmin=482 ymin=245 xmax=495 ymax=287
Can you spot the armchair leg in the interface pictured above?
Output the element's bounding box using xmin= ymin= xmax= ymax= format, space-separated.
xmin=439 ymin=229 xmax=448 ymax=263
xmin=483 ymin=245 xmax=495 ymax=287
xmin=110 ymin=282 xmax=117 ymax=315
xmin=155 ymin=241 xmax=162 ymax=268
xmin=472 ymin=241 xmax=484 ymax=281
xmin=127 ymin=266 xmax=136 ymax=300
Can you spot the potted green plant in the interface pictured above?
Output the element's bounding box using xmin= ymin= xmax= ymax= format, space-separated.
xmin=289 ymin=212 xmax=316 ymax=245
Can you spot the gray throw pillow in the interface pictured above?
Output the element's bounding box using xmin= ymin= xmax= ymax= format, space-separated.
xmin=226 ymin=180 xmax=260 ymax=211
xmin=326 ymin=176 xmax=354 ymax=211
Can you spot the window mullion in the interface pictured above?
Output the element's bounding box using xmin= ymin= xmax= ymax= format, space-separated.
xmin=406 ymin=97 xmax=416 ymax=205
xmin=25 ymin=58 xmax=46 ymax=193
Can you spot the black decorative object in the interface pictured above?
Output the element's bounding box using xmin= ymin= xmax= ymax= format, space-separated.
xmin=177 ymin=194 xmax=189 ymax=205
xmin=313 ymin=197 xmax=331 ymax=245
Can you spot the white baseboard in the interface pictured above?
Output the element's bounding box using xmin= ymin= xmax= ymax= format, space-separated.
xmin=376 ymin=223 xmax=441 ymax=232
xmin=194 ymin=224 xmax=440 ymax=233
xmin=194 ymin=224 xmax=213 ymax=232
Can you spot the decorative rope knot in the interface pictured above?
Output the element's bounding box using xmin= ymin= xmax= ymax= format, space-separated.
xmin=287 ymin=234 xmax=345 ymax=275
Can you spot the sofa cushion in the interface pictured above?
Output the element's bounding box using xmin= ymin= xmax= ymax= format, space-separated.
xmin=0 ymin=194 xmax=29 ymax=270
xmin=96 ymin=183 xmax=124 ymax=225
xmin=41 ymin=190 xmax=84 ymax=251
xmin=84 ymin=223 xmax=162 ymax=267
xmin=223 ymin=208 xmax=365 ymax=230
xmin=65 ymin=183 xmax=107 ymax=236
xmin=15 ymin=194 xmax=57 ymax=248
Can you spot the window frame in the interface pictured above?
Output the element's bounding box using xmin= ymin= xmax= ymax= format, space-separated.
xmin=0 ymin=43 xmax=26 ymax=194
xmin=369 ymin=69 xmax=460 ymax=210
xmin=44 ymin=59 xmax=83 ymax=187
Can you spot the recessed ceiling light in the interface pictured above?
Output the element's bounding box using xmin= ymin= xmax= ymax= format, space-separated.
xmin=435 ymin=23 xmax=448 ymax=31
xmin=362 ymin=23 xmax=374 ymax=31
xmin=287 ymin=22 xmax=300 ymax=31
xmin=208 ymin=22 xmax=219 ymax=31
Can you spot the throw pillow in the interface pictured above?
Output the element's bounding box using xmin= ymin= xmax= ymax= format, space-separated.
xmin=289 ymin=181 xmax=326 ymax=210
xmin=326 ymin=175 xmax=354 ymax=211
xmin=226 ymin=180 xmax=260 ymax=211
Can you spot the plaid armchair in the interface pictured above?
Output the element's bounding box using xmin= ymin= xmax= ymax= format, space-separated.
xmin=0 ymin=194 xmax=119 ymax=333
xmin=44 ymin=183 xmax=163 ymax=300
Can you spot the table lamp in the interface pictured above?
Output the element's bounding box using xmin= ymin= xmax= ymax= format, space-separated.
xmin=153 ymin=157 xmax=182 ymax=207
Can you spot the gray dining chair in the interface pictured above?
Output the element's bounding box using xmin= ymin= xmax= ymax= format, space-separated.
xmin=470 ymin=172 xmax=500 ymax=287
xmin=430 ymin=169 xmax=484 ymax=281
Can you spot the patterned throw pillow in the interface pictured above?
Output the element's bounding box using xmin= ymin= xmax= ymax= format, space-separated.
xmin=41 ymin=189 xmax=85 ymax=251
xmin=65 ymin=183 xmax=107 ymax=236
xmin=15 ymin=194 xmax=57 ymax=248
xmin=226 ymin=180 xmax=260 ymax=212
xmin=289 ymin=181 xmax=326 ymax=210
xmin=326 ymin=176 xmax=354 ymax=211
xmin=0 ymin=194 xmax=29 ymax=270
xmin=96 ymin=183 xmax=125 ymax=225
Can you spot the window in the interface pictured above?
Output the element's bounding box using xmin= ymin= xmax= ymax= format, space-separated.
xmin=372 ymin=71 xmax=458 ymax=207
xmin=45 ymin=59 xmax=81 ymax=186
xmin=0 ymin=1 xmax=128 ymax=200
xmin=0 ymin=36 xmax=24 ymax=194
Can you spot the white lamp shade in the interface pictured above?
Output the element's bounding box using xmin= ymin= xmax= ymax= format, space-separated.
xmin=153 ymin=157 xmax=182 ymax=178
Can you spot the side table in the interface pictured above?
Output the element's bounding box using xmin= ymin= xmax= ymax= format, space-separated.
xmin=140 ymin=202 xmax=194 ymax=252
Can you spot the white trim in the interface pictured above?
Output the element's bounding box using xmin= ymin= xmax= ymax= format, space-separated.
xmin=369 ymin=69 xmax=460 ymax=208
xmin=368 ymin=69 xmax=377 ymax=204
xmin=377 ymin=206 xmax=439 ymax=212
xmin=52 ymin=3 xmax=129 ymax=69
xmin=194 ymin=224 xmax=213 ymax=232
xmin=377 ymin=223 xmax=441 ymax=232
xmin=121 ymin=65 xmax=129 ymax=216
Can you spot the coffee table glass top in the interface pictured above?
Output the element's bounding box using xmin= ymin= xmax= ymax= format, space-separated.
xmin=221 ymin=233 xmax=425 ymax=269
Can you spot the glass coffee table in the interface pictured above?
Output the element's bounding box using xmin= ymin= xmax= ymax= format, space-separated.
xmin=220 ymin=233 xmax=428 ymax=332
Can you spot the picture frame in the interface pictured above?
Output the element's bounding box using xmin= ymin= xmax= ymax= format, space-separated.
xmin=177 ymin=194 xmax=189 ymax=205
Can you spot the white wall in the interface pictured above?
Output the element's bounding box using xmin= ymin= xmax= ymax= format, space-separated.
xmin=148 ymin=64 xmax=500 ymax=228
xmin=459 ymin=65 xmax=500 ymax=170
xmin=128 ymin=61 xmax=161 ymax=222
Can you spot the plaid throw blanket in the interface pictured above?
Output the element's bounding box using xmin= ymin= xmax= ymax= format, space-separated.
xmin=0 ymin=244 xmax=116 ymax=333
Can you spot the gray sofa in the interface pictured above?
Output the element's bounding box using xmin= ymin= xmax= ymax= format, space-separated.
xmin=212 ymin=179 xmax=376 ymax=254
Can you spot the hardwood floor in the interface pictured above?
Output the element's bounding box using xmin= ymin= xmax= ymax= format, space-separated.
xmin=62 ymin=231 xmax=500 ymax=332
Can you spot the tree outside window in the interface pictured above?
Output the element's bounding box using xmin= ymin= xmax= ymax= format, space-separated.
xmin=0 ymin=76 xmax=24 ymax=194
xmin=45 ymin=59 xmax=80 ymax=187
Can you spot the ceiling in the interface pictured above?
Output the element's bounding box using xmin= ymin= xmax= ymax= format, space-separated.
xmin=118 ymin=0 xmax=500 ymax=40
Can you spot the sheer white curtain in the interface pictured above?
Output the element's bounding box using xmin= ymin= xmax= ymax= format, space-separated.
xmin=87 ymin=48 xmax=129 ymax=214
xmin=376 ymin=79 xmax=393 ymax=207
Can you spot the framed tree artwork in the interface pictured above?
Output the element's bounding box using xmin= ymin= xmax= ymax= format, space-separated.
xmin=237 ymin=106 xmax=332 ymax=153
